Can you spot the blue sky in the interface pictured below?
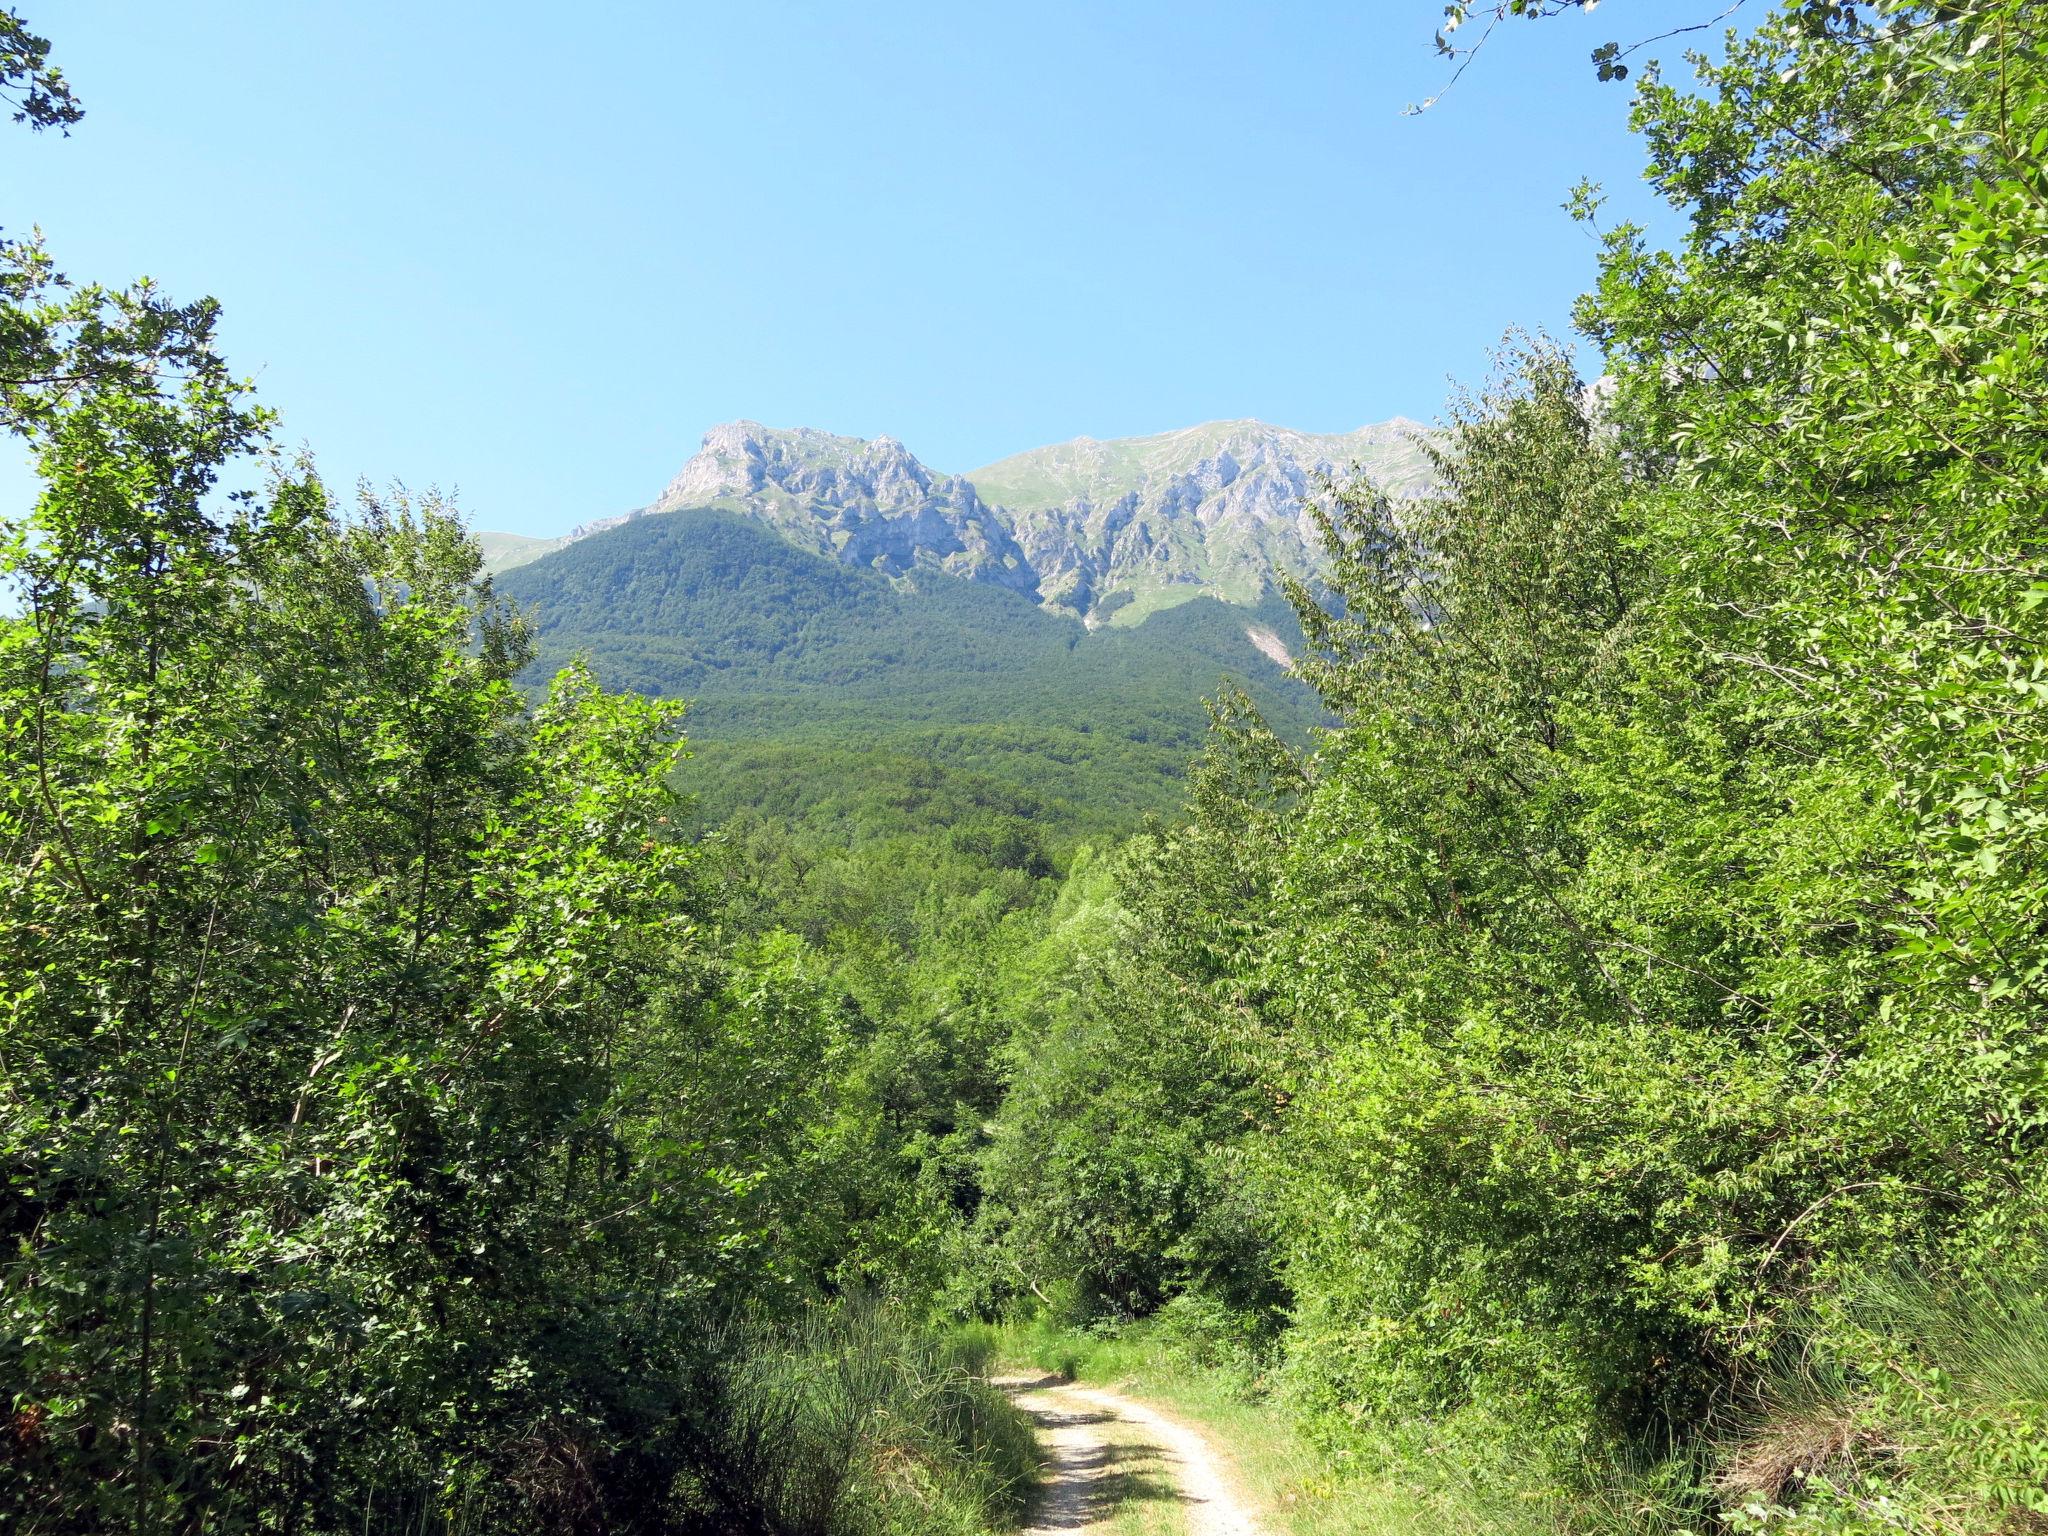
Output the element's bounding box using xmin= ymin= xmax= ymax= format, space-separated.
xmin=9 ymin=2 xmax=1679 ymax=536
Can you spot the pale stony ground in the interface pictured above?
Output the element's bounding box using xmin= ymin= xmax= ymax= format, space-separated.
xmin=1000 ymin=1374 xmax=1265 ymax=1536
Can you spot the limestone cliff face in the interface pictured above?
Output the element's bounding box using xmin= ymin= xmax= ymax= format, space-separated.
xmin=643 ymin=422 xmax=1040 ymax=599
xmin=488 ymin=416 xmax=1434 ymax=620
xmin=966 ymin=419 xmax=1434 ymax=624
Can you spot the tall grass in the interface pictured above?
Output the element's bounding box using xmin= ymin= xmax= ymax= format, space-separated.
xmin=683 ymin=1300 xmax=1038 ymax=1536
xmin=1849 ymin=1266 xmax=2048 ymax=1411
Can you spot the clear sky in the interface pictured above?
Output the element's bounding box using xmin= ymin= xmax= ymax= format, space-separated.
xmin=8 ymin=2 xmax=1678 ymax=536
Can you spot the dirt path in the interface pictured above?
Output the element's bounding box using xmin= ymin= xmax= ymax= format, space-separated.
xmin=999 ymin=1374 xmax=1264 ymax=1536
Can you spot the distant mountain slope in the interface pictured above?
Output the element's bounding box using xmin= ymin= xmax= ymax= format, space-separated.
xmin=478 ymin=415 xmax=1433 ymax=613
xmin=968 ymin=419 xmax=1433 ymax=624
xmin=496 ymin=507 xmax=1323 ymax=826
xmin=478 ymin=529 xmax=568 ymax=575
xmin=479 ymin=416 xmax=1421 ymax=824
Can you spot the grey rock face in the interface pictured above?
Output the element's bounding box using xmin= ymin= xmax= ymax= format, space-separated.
xmin=649 ymin=422 xmax=1041 ymax=599
xmin=969 ymin=419 xmax=1436 ymax=623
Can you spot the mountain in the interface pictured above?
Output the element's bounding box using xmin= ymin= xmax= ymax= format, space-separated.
xmin=645 ymin=423 xmax=1041 ymax=599
xmin=478 ymin=415 xmax=1429 ymax=829
xmin=494 ymin=507 xmax=1323 ymax=830
xmin=480 ymin=417 xmax=1432 ymax=625
xmin=969 ymin=419 xmax=1433 ymax=624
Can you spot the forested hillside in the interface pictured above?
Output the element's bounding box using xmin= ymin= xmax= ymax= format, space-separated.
xmin=5 ymin=3 xmax=2047 ymax=1535
xmin=497 ymin=506 xmax=1324 ymax=829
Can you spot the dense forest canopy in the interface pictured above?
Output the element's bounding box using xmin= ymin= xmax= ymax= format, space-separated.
xmin=5 ymin=2 xmax=2046 ymax=1534
xmin=495 ymin=506 xmax=1325 ymax=835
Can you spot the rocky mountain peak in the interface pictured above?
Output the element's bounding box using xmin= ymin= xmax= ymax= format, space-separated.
xmin=654 ymin=422 xmax=889 ymax=513
xmin=963 ymin=417 xmax=1436 ymax=622
xmin=645 ymin=421 xmax=1039 ymax=599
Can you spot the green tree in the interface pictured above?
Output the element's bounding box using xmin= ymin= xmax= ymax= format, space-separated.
xmin=0 ymin=6 xmax=80 ymax=133
xmin=1002 ymin=5 xmax=2048 ymax=1524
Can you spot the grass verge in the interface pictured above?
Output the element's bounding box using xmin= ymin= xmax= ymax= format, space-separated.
xmin=997 ymin=1264 xmax=2048 ymax=1535
xmin=995 ymin=1316 xmax=1566 ymax=1536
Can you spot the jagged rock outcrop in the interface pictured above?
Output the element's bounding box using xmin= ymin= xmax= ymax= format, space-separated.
xmin=642 ymin=422 xmax=1040 ymax=599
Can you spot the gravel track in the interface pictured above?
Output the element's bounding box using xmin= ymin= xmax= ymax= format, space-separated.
xmin=1000 ymin=1374 xmax=1263 ymax=1536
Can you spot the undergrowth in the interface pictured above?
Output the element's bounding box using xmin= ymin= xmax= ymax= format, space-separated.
xmin=1709 ymin=1269 xmax=2048 ymax=1535
xmin=684 ymin=1303 xmax=1038 ymax=1536
xmin=998 ymin=1309 xmax=1599 ymax=1536
xmin=997 ymin=1272 xmax=2048 ymax=1536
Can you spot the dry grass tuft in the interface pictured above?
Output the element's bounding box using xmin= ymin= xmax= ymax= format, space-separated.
xmin=1714 ymin=1405 xmax=1891 ymax=1508
xmin=502 ymin=1421 xmax=607 ymax=1535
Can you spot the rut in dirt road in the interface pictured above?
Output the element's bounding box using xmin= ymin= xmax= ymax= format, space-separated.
xmin=1000 ymin=1374 xmax=1264 ymax=1536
